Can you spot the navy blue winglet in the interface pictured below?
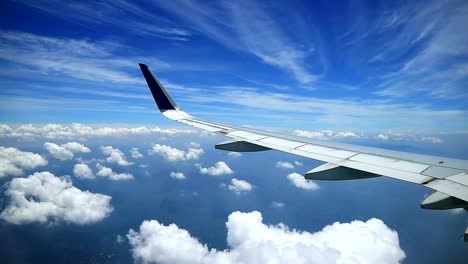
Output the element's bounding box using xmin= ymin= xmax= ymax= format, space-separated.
xmin=139 ymin=63 xmax=179 ymax=112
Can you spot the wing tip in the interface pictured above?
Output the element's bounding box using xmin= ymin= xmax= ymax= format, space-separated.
xmin=139 ymin=63 xmax=179 ymax=112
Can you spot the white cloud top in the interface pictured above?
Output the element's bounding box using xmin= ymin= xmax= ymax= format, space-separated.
xmin=44 ymin=142 xmax=91 ymax=160
xmin=198 ymin=161 xmax=233 ymax=176
xmin=228 ymin=178 xmax=253 ymax=193
xmin=0 ymin=147 xmax=48 ymax=178
xmin=131 ymin=147 xmax=144 ymax=158
xmin=228 ymin=152 xmax=242 ymax=157
xmin=0 ymin=171 xmax=113 ymax=224
xmin=101 ymin=146 xmax=133 ymax=166
xmin=169 ymin=172 xmax=186 ymax=180
xmin=96 ymin=163 xmax=134 ymax=181
xmin=127 ymin=211 xmax=405 ymax=264
xmin=73 ymin=163 xmax=94 ymax=179
xmin=149 ymin=144 xmax=204 ymax=162
xmin=276 ymin=161 xmax=294 ymax=169
xmin=287 ymin=172 xmax=319 ymax=191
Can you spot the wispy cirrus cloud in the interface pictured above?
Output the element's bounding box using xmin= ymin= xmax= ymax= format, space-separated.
xmin=13 ymin=0 xmax=191 ymax=41
xmin=155 ymin=0 xmax=319 ymax=84
xmin=0 ymin=30 xmax=168 ymax=84
xmin=341 ymin=0 xmax=468 ymax=100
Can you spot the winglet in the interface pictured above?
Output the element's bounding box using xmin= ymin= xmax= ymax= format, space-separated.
xmin=139 ymin=63 xmax=180 ymax=112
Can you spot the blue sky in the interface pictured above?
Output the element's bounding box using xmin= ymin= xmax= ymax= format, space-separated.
xmin=0 ymin=1 xmax=468 ymax=263
xmin=0 ymin=0 xmax=467 ymax=132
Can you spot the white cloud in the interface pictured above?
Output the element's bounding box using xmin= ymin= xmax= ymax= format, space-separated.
xmin=376 ymin=133 xmax=389 ymax=140
xmin=0 ymin=123 xmax=196 ymax=139
xmin=0 ymin=171 xmax=112 ymax=224
xmin=228 ymin=178 xmax=253 ymax=194
xmin=62 ymin=142 xmax=91 ymax=153
xmin=169 ymin=172 xmax=186 ymax=180
xmin=127 ymin=210 xmax=405 ymax=264
xmin=198 ymin=161 xmax=233 ymax=176
xmin=44 ymin=142 xmax=73 ymax=160
xmin=73 ymin=163 xmax=94 ymax=179
xmin=287 ymin=172 xmax=319 ymax=191
xmin=44 ymin=141 xmax=91 ymax=160
xmin=116 ymin=234 xmax=124 ymax=244
xmin=275 ymin=161 xmax=294 ymax=169
xmin=185 ymin=148 xmax=205 ymax=160
xmin=294 ymin=161 xmax=302 ymax=166
xmin=96 ymin=164 xmax=134 ymax=181
xmin=228 ymin=152 xmax=242 ymax=158
xmin=294 ymin=130 xmax=361 ymax=140
xmin=101 ymin=146 xmax=133 ymax=166
xmin=149 ymin=144 xmax=204 ymax=162
xmin=448 ymin=208 xmax=465 ymax=214
xmin=130 ymin=147 xmax=144 ymax=159
xmin=271 ymin=201 xmax=285 ymax=208
xmin=420 ymin=136 xmax=443 ymax=143
xmin=156 ymin=1 xmax=318 ymax=84
xmin=189 ymin=142 xmax=201 ymax=148
xmin=0 ymin=147 xmax=48 ymax=178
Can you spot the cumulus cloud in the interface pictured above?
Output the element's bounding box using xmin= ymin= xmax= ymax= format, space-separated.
xmin=96 ymin=163 xmax=134 ymax=181
xmin=287 ymin=172 xmax=319 ymax=191
xmin=149 ymin=144 xmax=204 ymax=162
xmin=0 ymin=123 xmax=196 ymax=139
xmin=169 ymin=172 xmax=186 ymax=180
xmin=101 ymin=146 xmax=133 ymax=166
xmin=276 ymin=161 xmax=295 ymax=169
xmin=127 ymin=211 xmax=405 ymax=264
xmin=130 ymin=147 xmax=144 ymax=159
xmin=198 ymin=162 xmax=233 ymax=176
xmin=0 ymin=171 xmax=112 ymax=224
xmin=294 ymin=161 xmax=302 ymax=166
xmin=0 ymin=147 xmax=48 ymax=178
xmin=73 ymin=163 xmax=94 ymax=179
xmin=294 ymin=130 xmax=361 ymax=140
xmin=228 ymin=178 xmax=253 ymax=194
xmin=228 ymin=152 xmax=242 ymax=158
xmin=43 ymin=142 xmax=91 ymax=160
xmin=376 ymin=133 xmax=390 ymax=140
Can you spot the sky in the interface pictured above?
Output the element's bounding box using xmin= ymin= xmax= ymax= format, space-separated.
xmin=0 ymin=0 xmax=467 ymax=264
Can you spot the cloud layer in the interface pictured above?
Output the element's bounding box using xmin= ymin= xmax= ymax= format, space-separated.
xmin=127 ymin=210 xmax=405 ymax=264
xmin=0 ymin=124 xmax=196 ymax=139
xmin=0 ymin=171 xmax=113 ymax=224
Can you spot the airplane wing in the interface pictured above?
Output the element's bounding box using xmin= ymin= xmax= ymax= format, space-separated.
xmin=139 ymin=63 xmax=468 ymax=240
